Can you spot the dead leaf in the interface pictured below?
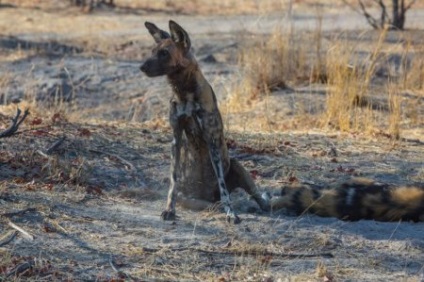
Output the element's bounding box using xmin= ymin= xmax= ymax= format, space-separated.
xmin=78 ymin=128 xmax=91 ymax=137
xmin=31 ymin=117 xmax=42 ymax=126
xmin=51 ymin=113 xmax=66 ymax=124
xmin=250 ymin=170 xmax=259 ymax=180
xmin=86 ymin=185 xmax=103 ymax=195
xmin=288 ymin=176 xmax=298 ymax=182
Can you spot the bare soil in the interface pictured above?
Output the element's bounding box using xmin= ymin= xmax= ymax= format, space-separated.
xmin=0 ymin=1 xmax=423 ymax=281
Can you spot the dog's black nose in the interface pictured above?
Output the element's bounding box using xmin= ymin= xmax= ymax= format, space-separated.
xmin=140 ymin=64 xmax=146 ymax=73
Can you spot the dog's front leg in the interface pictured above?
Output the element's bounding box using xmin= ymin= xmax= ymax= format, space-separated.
xmin=161 ymin=102 xmax=183 ymax=221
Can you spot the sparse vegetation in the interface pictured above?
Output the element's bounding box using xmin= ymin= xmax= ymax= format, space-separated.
xmin=0 ymin=1 xmax=423 ymax=281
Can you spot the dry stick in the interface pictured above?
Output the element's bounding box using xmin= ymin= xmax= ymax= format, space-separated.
xmin=89 ymin=149 xmax=136 ymax=171
xmin=109 ymin=255 xmax=135 ymax=281
xmin=44 ymin=218 xmax=68 ymax=234
xmin=1 ymin=207 xmax=37 ymax=218
xmin=142 ymin=247 xmax=333 ymax=259
xmin=357 ymin=0 xmax=379 ymax=29
xmin=0 ymin=230 xmax=17 ymax=247
xmin=36 ymin=136 xmax=66 ymax=158
xmin=45 ymin=136 xmax=66 ymax=154
xmin=7 ymin=221 xmax=34 ymax=241
xmin=6 ymin=260 xmax=35 ymax=278
xmin=0 ymin=108 xmax=30 ymax=138
xmin=376 ymin=0 xmax=389 ymax=28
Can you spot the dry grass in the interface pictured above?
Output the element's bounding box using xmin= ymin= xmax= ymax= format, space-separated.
xmin=226 ymin=22 xmax=423 ymax=139
xmin=234 ymin=23 xmax=320 ymax=102
xmin=324 ymin=29 xmax=424 ymax=138
xmin=323 ymin=28 xmax=388 ymax=133
xmin=387 ymin=80 xmax=402 ymax=139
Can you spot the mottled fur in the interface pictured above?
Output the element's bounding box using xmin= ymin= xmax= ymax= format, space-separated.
xmin=140 ymin=20 xmax=269 ymax=223
xmin=271 ymin=178 xmax=424 ymax=222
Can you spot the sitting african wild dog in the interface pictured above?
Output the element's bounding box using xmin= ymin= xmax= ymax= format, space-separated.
xmin=140 ymin=20 xmax=270 ymax=223
xmin=270 ymin=178 xmax=424 ymax=222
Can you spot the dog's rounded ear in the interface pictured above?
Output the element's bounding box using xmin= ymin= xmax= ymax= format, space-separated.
xmin=145 ymin=22 xmax=170 ymax=43
xmin=169 ymin=20 xmax=191 ymax=53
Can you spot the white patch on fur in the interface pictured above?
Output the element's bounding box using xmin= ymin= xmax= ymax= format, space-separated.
xmin=345 ymin=187 xmax=356 ymax=206
xmin=195 ymin=115 xmax=203 ymax=130
xmin=261 ymin=192 xmax=272 ymax=202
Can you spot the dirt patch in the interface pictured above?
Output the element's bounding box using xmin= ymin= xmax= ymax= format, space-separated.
xmin=1 ymin=118 xmax=423 ymax=280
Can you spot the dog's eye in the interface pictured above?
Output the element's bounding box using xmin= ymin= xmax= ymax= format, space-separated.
xmin=157 ymin=49 xmax=169 ymax=59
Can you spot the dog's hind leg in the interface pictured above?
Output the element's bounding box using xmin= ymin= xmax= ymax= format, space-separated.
xmin=207 ymin=142 xmax=241 ymax=224
xmin=225 ymin=158 xmax=270 ymax=212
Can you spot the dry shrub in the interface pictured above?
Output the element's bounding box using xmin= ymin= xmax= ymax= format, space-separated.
xmin=236 ymin=28 xmax=307 ymax=101
xmin=323 ymin=42 xmax=364 ymax=131
xmin=403 ymin=54 xmax=424 ymax=91
xmin=323 ymin=29 xmax=388 ymax=132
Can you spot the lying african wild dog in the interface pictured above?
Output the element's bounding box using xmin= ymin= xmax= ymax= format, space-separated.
xmin=140 ymin=20 xmax=270 ymax=223
xmin=270 ymin=178 xmax=424 ymax=222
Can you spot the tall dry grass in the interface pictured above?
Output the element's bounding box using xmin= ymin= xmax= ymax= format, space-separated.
xmin=230 ymin=20 xmax=325 ymax=104
xmin=236 ymin=28 xmax=303 ymax=101
xmin=323 ymin=28 xmax=388 ymax=133
xmin=227 ymin=22 xmax=423 ymax=138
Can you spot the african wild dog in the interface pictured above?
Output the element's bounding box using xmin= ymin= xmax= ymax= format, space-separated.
xmin=270 ymin=178 xmax=424 ymax=222
xmin=140 ymin=20 xmax=270 ymax=223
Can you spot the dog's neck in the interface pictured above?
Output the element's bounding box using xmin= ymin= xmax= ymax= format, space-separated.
xmin=167 ymin=62 xmax=204 ymax=102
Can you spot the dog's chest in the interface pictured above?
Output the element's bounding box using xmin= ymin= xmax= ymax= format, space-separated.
xmin=170 ymin=94 xmax=202 ymax=130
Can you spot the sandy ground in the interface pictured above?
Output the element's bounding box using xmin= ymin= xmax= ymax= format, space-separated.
xmin=0 ymin=2 xmax=423 ymax=281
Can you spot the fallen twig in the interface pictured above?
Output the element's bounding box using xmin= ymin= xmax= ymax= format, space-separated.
xmin=142 ymin=246 xmax=333 ymax=258
xmin=45 ymin=136 xmax=66 ymax=154
xmin=7 ymin=220 xmax=34 ymax=241
xmin=109 ymin=255 xmax=135 ymax=281
xmin=89 ymin=149 xmax=136 ymax=171
xmin=0 ymin=108 xmax=30 ymax=138
xmin=36 ymin=136 xmax=67 ymax=158
xmin=1 ymin=207 xmax=37 ymax=218
xmin=0 ymin=230 xmax=17 ymax=247
xmin=6 ymin=259 xmax=35 ymax=278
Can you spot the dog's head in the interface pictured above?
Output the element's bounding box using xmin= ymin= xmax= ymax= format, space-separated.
xmin=140 ymin=20 xmax=192 ymax=77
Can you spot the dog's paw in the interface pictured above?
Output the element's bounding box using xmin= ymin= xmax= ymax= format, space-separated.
xmin=257 ymin=192 xmax=272 ymax=212
xmin=261 ymin=191 xmax=272 ymax=202
xmin=226 ymin=214 xmax=242 ymax=224
xmin=161 ymin=210 xmax=176 ymax=221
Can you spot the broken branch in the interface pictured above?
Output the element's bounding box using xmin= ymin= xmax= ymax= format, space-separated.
xmin=45 ymin=136 xmax=66 ymax=154
xmin=142 ymin=246 xmax=333 ymax=258
xmin=358 ymin=0 xmax=379 ymax=29
xmin=0 ymin=108 xmax=30 ymax=138
xmin=0 ymin=230 xmax=18 ymax=247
